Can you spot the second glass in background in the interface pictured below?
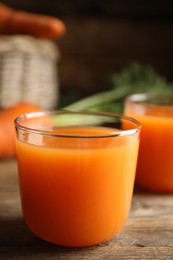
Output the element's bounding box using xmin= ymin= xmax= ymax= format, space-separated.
xmin=124 ymin=93 xmax=173 ymax=193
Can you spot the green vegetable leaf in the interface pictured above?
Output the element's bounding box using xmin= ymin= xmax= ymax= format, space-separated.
xmin=62 ymin=63 xmax=173 ymax=114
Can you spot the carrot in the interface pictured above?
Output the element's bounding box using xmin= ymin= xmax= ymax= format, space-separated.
xmin=0 ymin=102 xmax=42 ymax=159
xmin=0 ymin=3 xmax=12 ymax=32
xmin=0 ymin=3 xmax=66 ymax=39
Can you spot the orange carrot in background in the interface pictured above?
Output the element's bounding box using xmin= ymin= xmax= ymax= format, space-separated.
xmin=0 ymin=102 xmax=42 ymax=159
xmin=0 ymin=3 xmax=66 ymax=39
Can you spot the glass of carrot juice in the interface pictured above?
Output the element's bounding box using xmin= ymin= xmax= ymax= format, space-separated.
xmin=15 ymin=110 xmax=141 ymax=247
xmin=124 ymin=93 xmax=173 ymax=193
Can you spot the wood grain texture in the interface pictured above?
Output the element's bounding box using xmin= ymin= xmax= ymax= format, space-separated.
xmin=0 ymin=160 xmax=173 ymax=259
xmin=57 ymin=17 xmax=173 ymax=96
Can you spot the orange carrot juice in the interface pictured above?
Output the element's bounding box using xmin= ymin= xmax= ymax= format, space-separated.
xmin=124 ymin=93 xmax=173 ymax=193
xmin=15 ymin=111 xmax=141 ymax=247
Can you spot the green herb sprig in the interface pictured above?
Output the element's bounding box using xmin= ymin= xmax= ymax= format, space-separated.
xmin=63 ymin=63 xmax=173 ymax=114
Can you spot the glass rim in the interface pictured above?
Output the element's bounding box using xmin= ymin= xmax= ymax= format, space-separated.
xmin=125 ymin=93 xmax=173 ymax=109
xmin=14 ymin=110 xmax=141 ymax=139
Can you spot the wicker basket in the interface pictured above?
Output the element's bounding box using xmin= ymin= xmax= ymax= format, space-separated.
xmin=0 ymin=35 xmax=60 ymax=110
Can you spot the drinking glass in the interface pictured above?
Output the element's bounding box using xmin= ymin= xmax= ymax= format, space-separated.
xmin=124 ymin=93 xmax=173 ymax=193
xmin=15 ymin=110 xmax=141 ymax=247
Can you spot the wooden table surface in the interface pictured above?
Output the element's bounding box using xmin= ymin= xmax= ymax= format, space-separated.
xmin=1 ymin=160 xmax=173 ymax=260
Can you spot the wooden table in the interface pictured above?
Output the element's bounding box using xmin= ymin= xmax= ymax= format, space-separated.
xmin=1 ymin=160 xmax=173 ymax=259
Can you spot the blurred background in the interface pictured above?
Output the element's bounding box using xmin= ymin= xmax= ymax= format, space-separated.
xmin=1 ymin=0 xmax=173 ymax=108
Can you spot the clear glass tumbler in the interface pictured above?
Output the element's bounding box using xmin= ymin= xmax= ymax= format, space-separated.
xmin=124 ymin=93 xmax=173 ymax=193
xmin=15 ymin=110 xmax=141 ymax=247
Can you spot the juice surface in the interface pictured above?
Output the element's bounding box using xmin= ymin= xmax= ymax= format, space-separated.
xmin=125 ymin=112 xmax=173 ymax=192
xmin=16 ymin=126 xmax=139 ymax=247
